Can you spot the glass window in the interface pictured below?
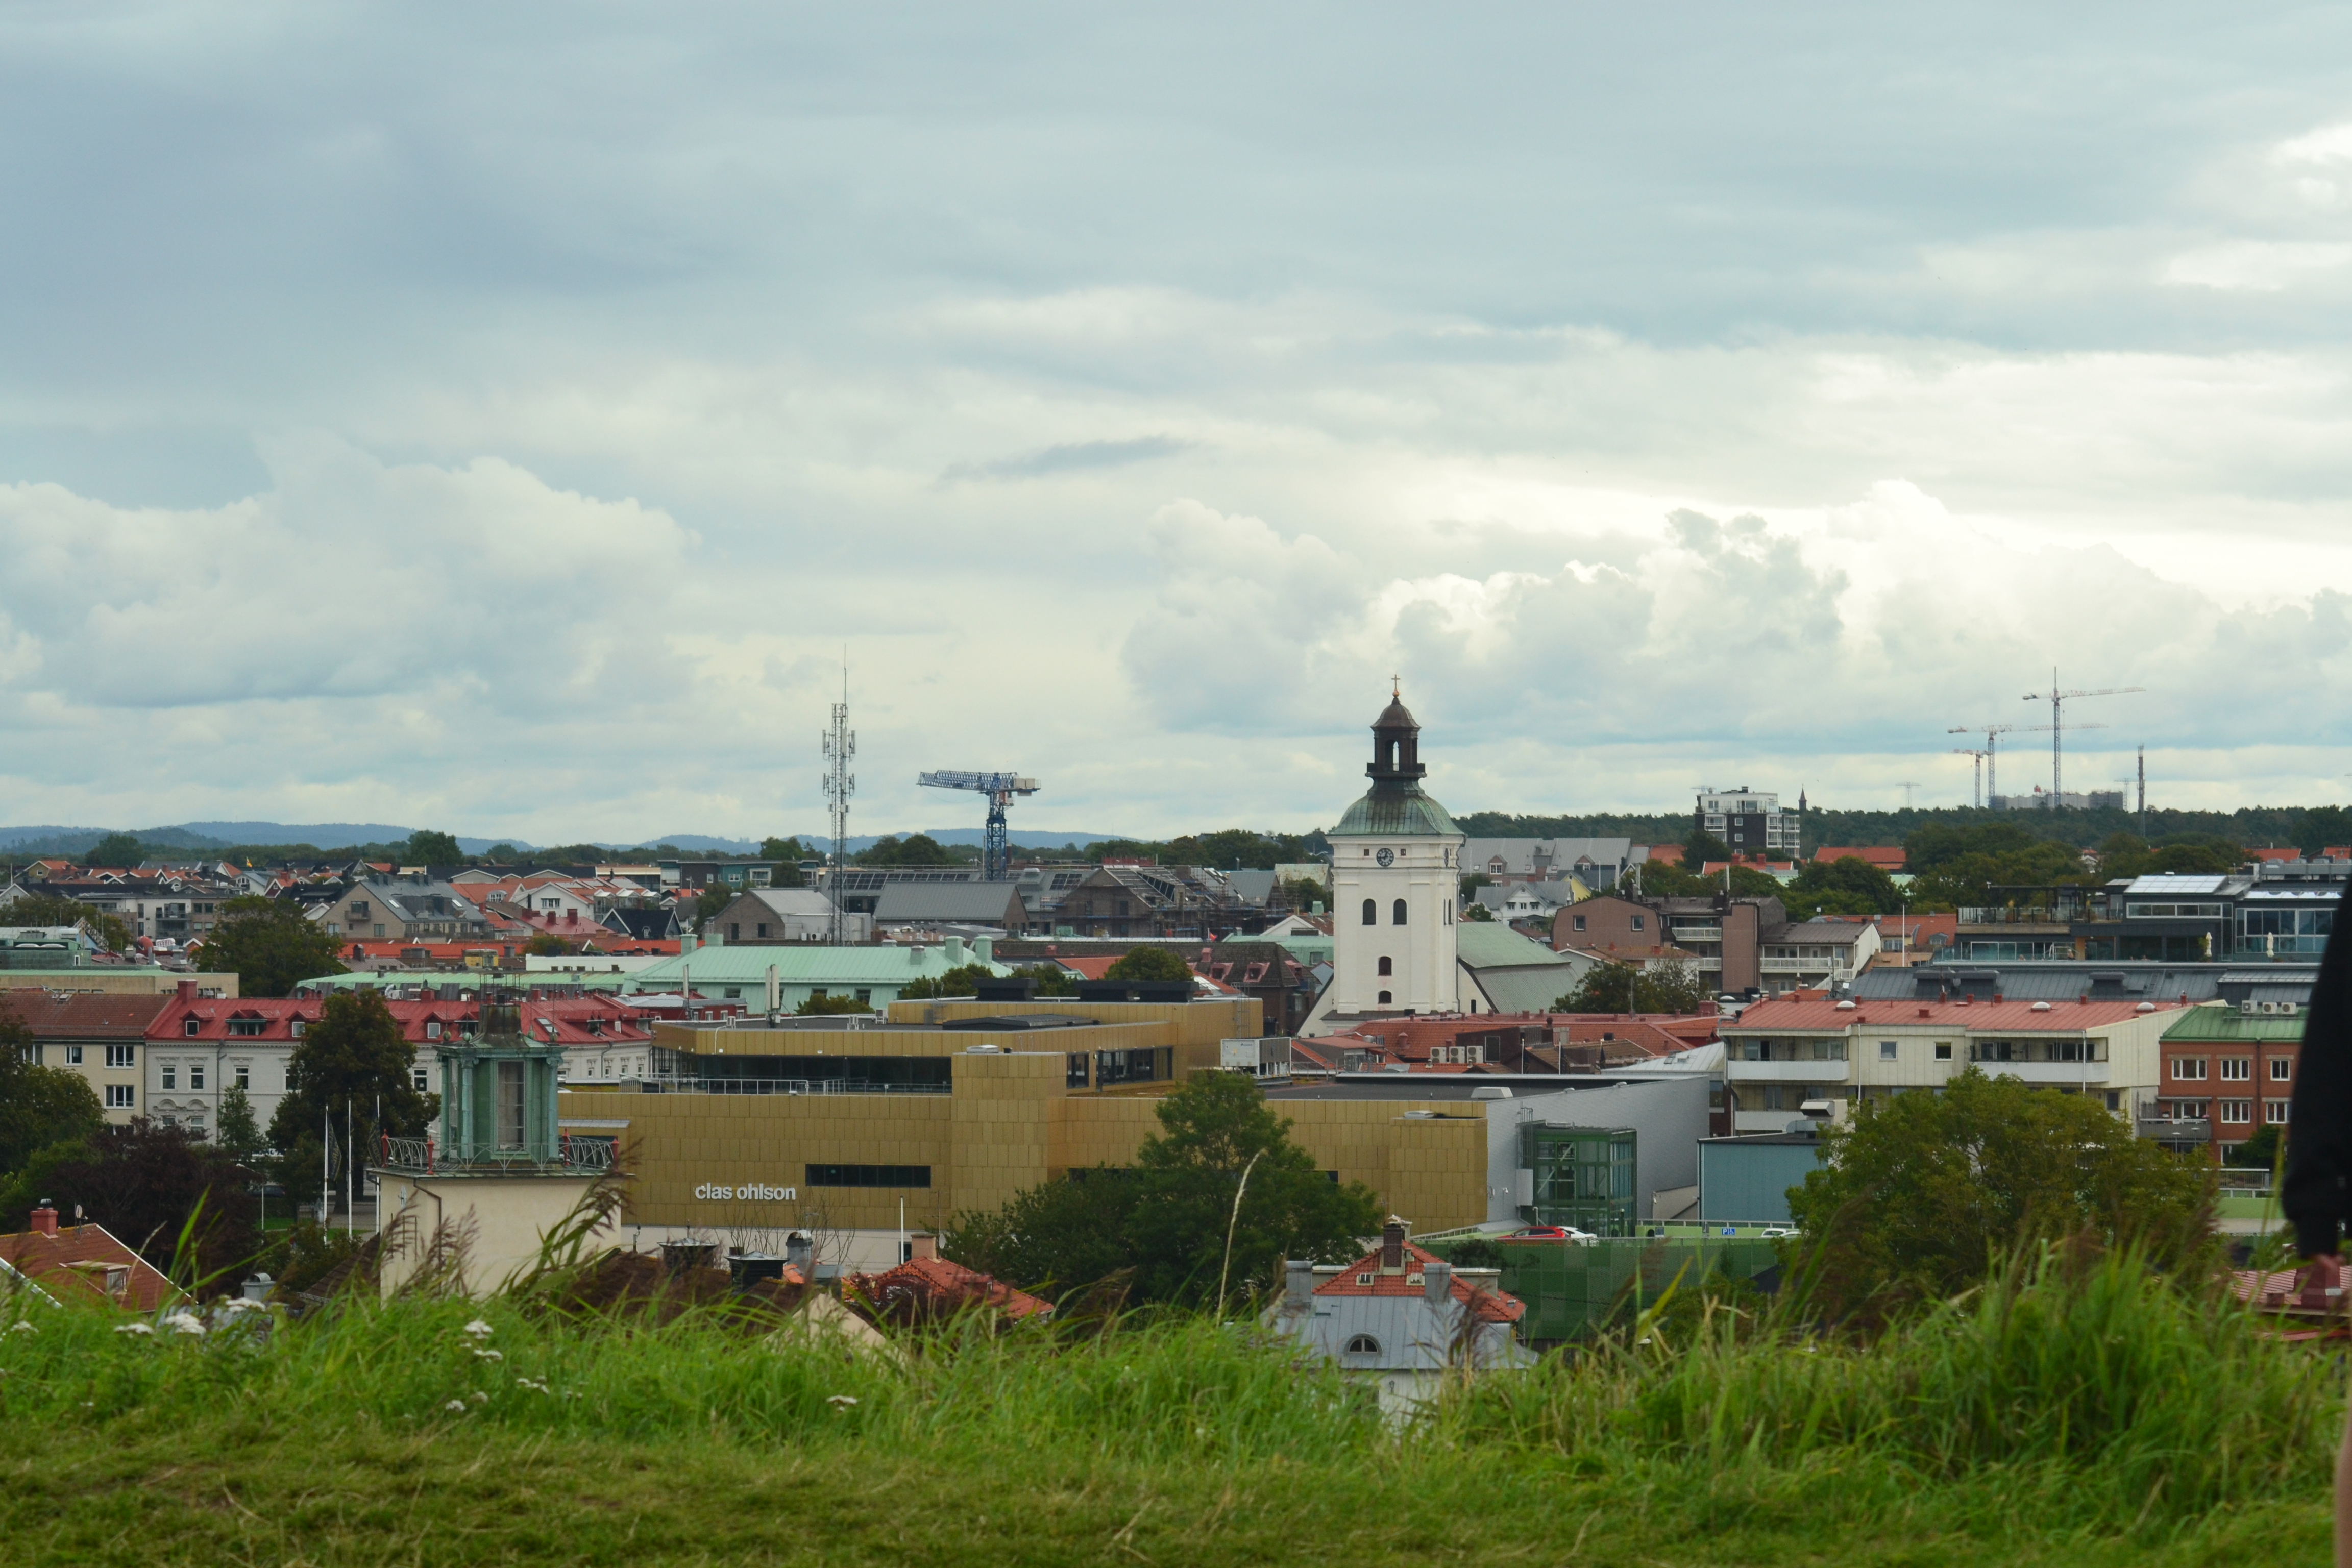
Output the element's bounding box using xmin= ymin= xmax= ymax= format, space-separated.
xmin=496 ymin=1059 xmax=526 ymax=1149
xmin=105 ymin=1085 xmax=135 ymax=1108
xmin=1361 ymin=898 xmax=1377 ymax=926
xmin=1879 ymin=1041 xmax=1897 ymax=1061
xmin=1934 ymin=1042 xmax=1952 ymax=1061
xmin=1392 ymin=899 xmax=1408 ymax=926
xmin=189 ymin=1064 xmax=204 ymax=1090
xmin=1630 ymin=916 xmax=1645 ymax=932
xmin=1344 ymin=1334 xmax=1381 ymax=1356
xmin=184 ymin=1018 xmax=201 ymax=1036
xmin=2173 ymin=1058 xmax=2206 ymax=1081
xmin=65 ymin=1045 xmax=82 ymax=1065
xmin=234 ymin=1064 xmax=250 ymax=1089
xmin=2219 ymin=1100 xmax=2252 ymax=1124
xmin=2272 ymin=1058 xmax=2294 ymax=1080
xmin=161 ymin=1065 xmax=177 ymax=1089
xmin=2219 ymin=1058 xmax=2249 ymax=1080
xmin=2267 ymin=1099 xmax=2291 ymax=1124
xmin=1378 ymin=957 xmax=1392 ymax=976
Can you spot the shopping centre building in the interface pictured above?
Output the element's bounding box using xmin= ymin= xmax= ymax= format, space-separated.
xmin=564 ymin=995 xmax=1707 ymax=1254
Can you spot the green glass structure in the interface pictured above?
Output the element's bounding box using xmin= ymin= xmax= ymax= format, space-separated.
xmin=1519 ymin=1123 xmax=1637 ymax=1236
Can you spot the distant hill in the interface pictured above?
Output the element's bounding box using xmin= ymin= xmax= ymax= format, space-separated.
xmin=0 ymin=822 xmax=1134 ymax=860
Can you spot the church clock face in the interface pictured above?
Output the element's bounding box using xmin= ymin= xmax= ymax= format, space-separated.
xmin=1375 ymin=848 xmax=1395 ymax=867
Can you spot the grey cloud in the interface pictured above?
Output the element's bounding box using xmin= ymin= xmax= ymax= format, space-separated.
xmin=941 ymin=435 xmax=1194 ymax=484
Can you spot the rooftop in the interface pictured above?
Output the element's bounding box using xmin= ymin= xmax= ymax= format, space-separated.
xmin=1725 ymin=993 xmax=2186 ymax=1034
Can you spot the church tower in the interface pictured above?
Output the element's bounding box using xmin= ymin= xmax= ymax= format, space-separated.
xmin=1326 ymin=687 xmax=1464 ymax=1016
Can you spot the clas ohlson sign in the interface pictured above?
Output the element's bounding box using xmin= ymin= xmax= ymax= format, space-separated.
xmin=694 ymin=1181 xmax=797 ymax=1202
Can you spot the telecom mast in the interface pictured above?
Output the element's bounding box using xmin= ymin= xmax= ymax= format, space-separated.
xmin=821 ymin=661 xmax=856 ymax=944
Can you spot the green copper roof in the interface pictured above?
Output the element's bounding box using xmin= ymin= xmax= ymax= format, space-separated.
xmin=2160 ymin=1006 xmax=2307 ymax=1043
xmin=1330 ymin=786 xmax=1460 ymax=839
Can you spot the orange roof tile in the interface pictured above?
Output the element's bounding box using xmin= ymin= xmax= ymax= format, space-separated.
xmin=1313 ymin=1242 xmax=1523 ymax=1324
xmin=0 ymin=1222 xmax=180 ymax=1311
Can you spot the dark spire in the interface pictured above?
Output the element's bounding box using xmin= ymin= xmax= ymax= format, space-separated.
xmin=1368 ymin=689 xmax=1426 ymax=786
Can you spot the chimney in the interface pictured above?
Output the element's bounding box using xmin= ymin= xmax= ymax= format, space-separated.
xmin=785 ymin=1232 xmax=813 ymax=1275
xmin=909 ymin=1232 xmax=938 ymax=1262
xmin=1284 ymin=1258 xmax=1313 ymax=1310
xmin=29 ymin=1204 xmax=58 ymax=1237
xmin=176 ymin=979 xmax=196 ymax=1001
xmin=973 ymin=937 xmax=994 ymax=966
xmin=1380 ymin=1217 xmax=1407 ymax=1272
xmin=1423 ymin=1258 xmax=1451 ymax=1305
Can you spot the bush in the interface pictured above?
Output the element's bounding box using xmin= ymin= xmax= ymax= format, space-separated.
xmin=1102 ymin=946 xmax=1192 ymax=985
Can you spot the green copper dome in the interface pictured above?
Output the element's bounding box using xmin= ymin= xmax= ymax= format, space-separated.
xmin=1329 ymin=685 xmax=1460 ymax=839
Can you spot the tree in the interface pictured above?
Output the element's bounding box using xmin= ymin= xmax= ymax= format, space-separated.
xmin=1551 ymin=958 xmax=1710 ymax=1014
xmin=758 ymin=838 xmax=810 ymax=887
xmin=795 ymin=992 xmax=872 ymax=1016
xmin=83 ymin=831 xmax=147 ymax=869
xmin=200 ymin=896 xmax=348 ymax=997
xmin=1276 ymin=876 xmax=1328 ymax=912
xmin=2 ymin=892 xmax=132 ymax=952
xmin=265 ymin=990 xmax=434 ymax=1192
xmin=1682 ymin=831 xmax=1732 ymax=871
xmin=214 ymin=1084 xmax=264 ymax=1159
xmin=692 ymin=884 xmax=734 ymax=932
xmin=2226 ymin=1124 xmax=2283 ymax=1174
xmin=42 ymin=1119 xmax=260 ymax=1282
xmin=1103 ymin=946 xmax=1193 ymax=985
xmin=2298 ymin=806 xmax=2352 ymax=859
xmin=946 ymin=1071 xmax=1382 ymax=1307
xmin=1010 ymin=964 xmax=1077 ymax=997
xmin=855 ymin=834 xmax=963 ymax=867
xmin=1786 ymin=1069 xmax=2213 ymax=1320
xmin=402 ymin=829 xmax=463 ymax=866
xmin=1464 ymin=903 xmax=1495 ymax=922
xmin=0 ymin=1002 xmax=104 ymax=1177
xmin=1781 ymin=855 xmax=1902 ymax=919
xmin=899 ymin=964 xmax=992 ymax=999
xmin=484 ymin=843 xmax=522 ymax=864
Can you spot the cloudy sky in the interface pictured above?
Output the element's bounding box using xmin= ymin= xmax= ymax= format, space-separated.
xmin=6 ymin=4 xmax=2352 ymax=843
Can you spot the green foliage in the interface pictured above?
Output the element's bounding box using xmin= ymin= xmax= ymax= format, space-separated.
xmin=1552 ymin=959 xmax=1710 ymax=1014
xmin=1009 ymin=964 xmax=1077 ymax=997
xmin=1463 ymin=902 xmax=1494 ymax=922
xmin=0 ymin=1137 xmax=96 ymax=1233
xmin=41 ymin=1118 xmax=260 ymax=1280
xmin=898 ymin=964 xmax=993 ymax=1000
xmin=1681 ymin=831 xmax=1732 ymax=870
xmin=260 ymin=1216 xmax=376 ymax=1295
xmin=795 ymin=993 xmax=871 ymax=1016
xmin=855 ymin=834 xmax=964 ymax=867
xmin=2092 ymin=832 xmax=2242 ymax=879
xmin=82 ymin=831 xmax=148 ymax=869
xmin=200 ymin=896 xmax=348 ymax=997
xmin=1779 ymin=854 xmax=1903 ymax=919
xmin=1786 ymin=1069 xmax=2215 ymax=1321
xmin=483 ymin=843 xmax=522 ymax=863
xmin=758 ymin=837 xmax=810 ymax=886
xmin=2296 ymin=804 xmax=2352 ymax=856
xmin=525 ymin=933 xmax=571 ymax=957
xmin=213 ymin=1084 xmax=264 ymax=1160
xmin=1900 ymin=821 xmax=2103 ymax=911
xmin=264 ymin=991 xmax=434 ymax=1190
xmin=2226 ymin=1124 xmax=2283 ymax=1174
xmin=401 ymin=829 xmax=464 ymax=866
xmin=1276 ymin=875 xmax=1327 ymax=912
xmin=949 ymin=1072 xmax=1383 ymax=1306
xmin=1079 ymin=828 xmax=1319 ymax=871
xmin=1102 ymin=946 xmax=1192 ymax=985
xmin=1 ymin=891 xmax=134 ymax=951
xmin=691 ymin=883 xmax=733 ymax=931
xmin=0 ymin=1002 xmax=104 ymax=1177
xmin=0 ymin=1251 xmax=2334 ymax=1557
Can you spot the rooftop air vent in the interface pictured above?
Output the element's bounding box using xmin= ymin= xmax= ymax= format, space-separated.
xmin=2030 ymin=1001 xmax=2052 ymax=1012
xmin=2136 ymin=1002 xmax=2156 ymax=1013
xmin=1834 ymin=1000 xmax=1856 ymax=1011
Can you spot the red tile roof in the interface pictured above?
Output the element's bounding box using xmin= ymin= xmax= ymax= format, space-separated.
xmin=1816 ymin=845 xmax=1907 ymax=871
xmin=1 ymin=990 xmax=173 ymax=1036
xmin=1314 ymin=1242 xmax=1523 ymax=1324
xmin=0 ymin=1222 xmax=180 ymax=1311
xmin=1725 ymin=994 xmax=2187 ymax=1034
xmin=145 ymin=992 xmax=652 ymax=1046
xmin=847 ymin=1255 xmax=1053 ymax=1322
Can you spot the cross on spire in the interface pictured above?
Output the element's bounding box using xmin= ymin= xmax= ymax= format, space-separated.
xmin=1390 ymin=673 xmax=1400 ymax=698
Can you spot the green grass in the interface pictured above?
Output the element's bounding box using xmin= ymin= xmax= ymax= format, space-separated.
xmin=0 ymin=1250 xmax=2336 ymax=1565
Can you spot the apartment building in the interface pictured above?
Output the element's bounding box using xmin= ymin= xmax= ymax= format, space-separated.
xmin=1719 ymin=992 xmax=2190 ymax=1133
xmin=4 ymin=990 xmax=170 ymax=1124
xmin=2147 ymin=1003 xmax=2305 ymax=1155
xmin=1694 ymin=788 xmax=1800 ymax=856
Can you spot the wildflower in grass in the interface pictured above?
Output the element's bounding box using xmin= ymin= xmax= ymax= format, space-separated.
xmin=826 ymin=1394 xmax=859 ymax=1410
xmin=469 ymin=1391 xmax=488 ymax=1404
xmin=473 ymin=1348 xmax=504 ymax=1362
xmin=114 ymin=1322 xmax=154 ymax=1337
xmin=444 ymin=1399 xmax=467 ymax=1413
xmin=163 ymin=1311 xmax=206 ymax=1337
xmin=9 ymin=1321 xmax=34 ymax=1334
xmin=514 ymin=1377 xmax=549 ymax=1393
xmin=462 ymin=1319 xmax=494 ymax=1339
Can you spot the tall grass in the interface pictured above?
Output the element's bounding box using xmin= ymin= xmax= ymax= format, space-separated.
xmin=0 ymin=1245 xmax=2334 ymax=1537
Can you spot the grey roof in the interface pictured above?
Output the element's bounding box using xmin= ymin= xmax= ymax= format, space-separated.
xmin=1225 ymin=871 xmax=1278 ymax=905
xmin=1463 ymin=838 xmax=1634 ymax=876
xmin=364 ymin=881 xmax=486 ymax=924
xmin=871 ymin=883 xmax=1028 ymax=924
xmin=2124 ymin=874 xmax=2230 ymax=895
xmin=1850 ymin=960 xmax=2320 ymax=1006
xmin=742 ymin=888 xmax=838 ymax=919
xmin=1330 ymin=785 xmax=1460 ymax=839
xmin=1775 ymin=920 xmax=1873 ymax=946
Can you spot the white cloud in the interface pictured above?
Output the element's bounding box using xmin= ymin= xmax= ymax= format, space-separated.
xmin=2164 ymin=241 xmax=2352 ymax=292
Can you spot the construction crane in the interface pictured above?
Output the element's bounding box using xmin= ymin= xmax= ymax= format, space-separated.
xmin=1946 ymin=720 xmax=2104 ymax=806
xmin=918 ymin=771 xmax=1039 ymax=882
xmin=2022 ymin=670 xmax=2143 ymax=804
xmin=1951 ymin=748 xmax=1989 ymax=809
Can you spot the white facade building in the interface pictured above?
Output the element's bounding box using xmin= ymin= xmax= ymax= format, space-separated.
xmin=1326 ymin=692 xmax=1464 ymax=1017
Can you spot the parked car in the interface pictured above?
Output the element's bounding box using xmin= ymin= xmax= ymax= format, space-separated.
xmin=1503 ymin=1224 xmax=1599 ymax=1245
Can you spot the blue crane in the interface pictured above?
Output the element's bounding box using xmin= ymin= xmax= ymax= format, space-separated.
xmin=917 ymin=771 xmax=1039 ymax=881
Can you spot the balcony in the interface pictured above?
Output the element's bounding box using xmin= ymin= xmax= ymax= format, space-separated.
xmin=378 ymin=1135 xmax=615 ymax=1176
xmin=1728 ymin=1059 xmax=1853 ymax=1082
xmin=1671 ymin=925 xmax=1723 ymax=943
xmin=1760 ymin=957 xmax=1843 ymax=974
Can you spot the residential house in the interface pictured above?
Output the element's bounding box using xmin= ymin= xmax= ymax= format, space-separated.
xmin=617 ymin=937 xmax=1009 ymax=1013
xmin=1268 ymin=1221 xmax=1530 ymax=1409
xmin=1555 ymin=894 xmax=1791 ymax=995
xmin=1463 ymin=838 xmax=1640 ymax=890
xmin=1695 ymin=787 xmax=1801 ymax=856
xmin=1719 ymin=991 xmax=2190 ymax=1133
xmin=705 ymin=888 xmax=869 ymax=944
xmin=317 ymin=877 xmax=492 ymax=942
xmin=5 ymin=989 xmax=172 ymax=1123
xmin=1191 ymin=938 xmax=1321 ymax=1035
xmin=2147 ymin=1003 xmax=2306 ymax=1155
xmin=0 ymin=1207 xmax=179 ymax=1311
xmin=1455 ymin=922 xmax=1592 ymax=1015
xmin=1758 ymin=919 xmax=1880 ymax=990
xmin=1052 ymin=865 xmax=1261 ymax=939
xmin=845 ymin=1233 xmax=1052 ymax=1325
xmin=1814 ymin=845 xmax=1907 ymax=874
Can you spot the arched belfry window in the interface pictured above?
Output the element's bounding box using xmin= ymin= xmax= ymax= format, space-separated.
xmin=1361 ymin=898 xmax=1378 ymax=926
xmin=1392 ymin=899 xmax=1409 ymax=925
xmin=1345 ymin=1333 xmax=1381 ymax=1356
xmin=1378 ymin=956 xmax=1392 ymax=976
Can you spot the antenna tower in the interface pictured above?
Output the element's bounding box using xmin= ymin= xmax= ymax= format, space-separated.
xmin=821 ymin=659 xmax=856 ymax=943
xmin=1895 ymin=781 xmax=1921 ymax=812
xmin=2137 ymin=745 xmax=2146 ymax=836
